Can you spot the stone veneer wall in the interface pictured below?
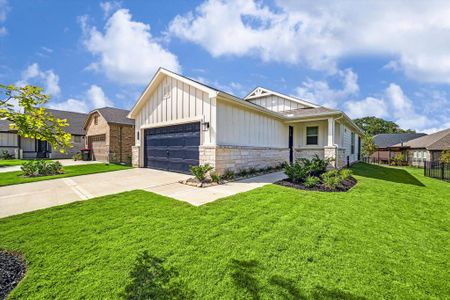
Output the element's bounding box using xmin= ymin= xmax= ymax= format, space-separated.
xmin=336 ymin=148 xmax=346 ymax=168
xmin=200 ymin=145 xmax=289 ymax=174
xmin=109 ymin=124 xmax=135 ymax=164
xmin=294 ymin=148 xmax=325 ymax=160
xmin=132 ymin=146 xmax=140 ymax=167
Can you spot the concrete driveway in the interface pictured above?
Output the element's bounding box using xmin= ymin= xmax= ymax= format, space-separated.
xmin=0 ymin=168 xmax=285 ymax=218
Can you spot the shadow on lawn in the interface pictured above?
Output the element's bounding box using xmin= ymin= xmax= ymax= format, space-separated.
xmin=352 ymin=163 xmax=424 ymax=187
xmin=121 ymin=251 xmax=194 ymax=300
xmin=228 ymin=259 xmax=366 ymax=300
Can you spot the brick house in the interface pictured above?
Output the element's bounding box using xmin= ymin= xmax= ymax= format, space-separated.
xmin=370 ymin=133 xmax=426 ymax=164
xmin=84 ymin=107 xmax=135 ymax=163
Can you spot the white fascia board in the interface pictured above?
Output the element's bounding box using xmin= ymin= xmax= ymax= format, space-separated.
xmin=245 ymin=87 xmax=319 ymax=108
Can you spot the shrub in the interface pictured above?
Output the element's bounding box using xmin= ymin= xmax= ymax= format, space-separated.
xmin=284 ymin=161 xmax=308 ymax=183
xmin=238 ymin=168 xmax=249 ymax=177
xmin=264 ymin=166 xmax=273 ymax=173
xmin=72 ymin=152 xmax=82 ymax=161
xmin=0 ymin=149 xmax=13 ymax=160
xmin=300 ymin=154 xmax=332 ymax=177
xmin=190 ymin=164 xmax=213 ymax=182
xmin=222 ymin=169 xmax=235 ymax=181
xmin=321 ymin=169 xmax=342 ymax=190
xmin=440 ymin=149 xmax=450 ymax=164
xmin=340 ymin=168 xmax=353 ymax=180
xmin=21 ymin=160 xmax=63 ymax=177
xmin=210 ymin=171 xmax=221 ymax=184
xmin=390 ymin=153 xmax=405 ymax=166
xmin=304 ymin=176 xmax=320 ymax=188
xmin=248 ymin=167 xmax=257 ymax=175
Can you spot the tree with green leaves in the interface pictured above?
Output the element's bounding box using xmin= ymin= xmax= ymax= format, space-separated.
xmin=353 ymin=116 xmax=415 ymax=136
xmin=440 ymin=149 xmax=450 ymax=164
xmin=361 ymin=134 xmax=377 ymax=157
xmin=0 ymin=84 xmax=72 ymax=153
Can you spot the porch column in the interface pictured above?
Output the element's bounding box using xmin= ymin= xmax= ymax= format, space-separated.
xmin=327 ymin=117 xmax=335 ymax=146
xmin=325 ymin=117 xmax=337 ymax=167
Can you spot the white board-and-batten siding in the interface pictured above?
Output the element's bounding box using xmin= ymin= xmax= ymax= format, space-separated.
xmin=247 ymin=95 xmax=305 ymax=112
xmin=216 ymin=100 xmax=288 ymax=148
xmin=135 ymin=75 xmax=216 ymax=146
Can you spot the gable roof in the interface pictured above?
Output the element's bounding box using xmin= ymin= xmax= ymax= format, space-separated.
xmin=87 ymin=107 xmax=134 ymax=127
xmin=374 ymin=133 xmax=427 ymax=148
xmin=394 ymin=128 xmax=450 ymax=150
xmin=45 ymin=108 xmax=88 ymax=135
xmin=280 ymin=107 xmax=340 ymax=118
xmin=245 ymin=87 xmax=319 ymax=108
xmin=1 ymin=110 xmax=87 ymax=135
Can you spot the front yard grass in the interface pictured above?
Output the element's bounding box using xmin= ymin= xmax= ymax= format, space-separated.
xmin=0 ymin=163 xmax=449 ymax=299
xmin=0 ymin=163 xmax=130 ymax=186
xmin=0 ymin=159 xmax=24 ymax=167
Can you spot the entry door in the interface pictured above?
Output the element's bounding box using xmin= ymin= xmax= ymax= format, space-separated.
xmin=289 ymin=126 xmax=294 ymax=163
xmin=36 ymin=140 xmax=48 ymax=158
xmin=144 ymin=122 xmax=200 ymax=174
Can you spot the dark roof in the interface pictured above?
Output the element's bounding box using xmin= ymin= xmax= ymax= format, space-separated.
xmin=280 ymin=107 xmax=341 ymax=118
xmin=374 ymin=133 xmax=427 ymax=148
xmin=45 ymin=108 xmax=88 ymax=135
xmin=1 ymin=109 xmax=88 ymax=135
xmin=394 ymin=128 xmax=450 ymax=150
xmin=94 ymin=107 xmax=134 ymax=126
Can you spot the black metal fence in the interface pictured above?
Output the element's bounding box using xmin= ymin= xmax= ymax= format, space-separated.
xmin=424 ymin=161 xmax=450 ymax=182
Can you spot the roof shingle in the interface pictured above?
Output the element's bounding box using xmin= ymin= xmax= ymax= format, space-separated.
xmin=395 ymin=128 xmax=450 ymax=150
xmin=374 ymin=133 xmax=427 ymax=148
xmin=95 ymin=107 xmax=134 ymax=126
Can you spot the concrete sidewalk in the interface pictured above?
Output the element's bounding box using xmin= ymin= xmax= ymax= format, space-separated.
xmin=0 ymin=159 xmax=101 ymax=173
xmin=0 ymin=168 xmax=285 ymax=218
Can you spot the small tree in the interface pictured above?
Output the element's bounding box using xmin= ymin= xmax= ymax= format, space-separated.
xmin=361 ymin=135 xmax=377 ymax=157
xmin=440 ymin=149 xmax=450 ymax=164
xmin=0 ymin=84 xmax=71 ymax=153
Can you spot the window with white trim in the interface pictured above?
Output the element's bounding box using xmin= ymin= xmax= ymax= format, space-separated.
xmin=306 ymin=126 xmax=318 ymax=145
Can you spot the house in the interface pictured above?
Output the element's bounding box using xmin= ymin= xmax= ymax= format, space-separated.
xmin=392 ymin=128 xmax=450 ymax=167
xmin=127 ymin=68 xmax=363 ymax=174
xmin=0 ymin=109 xmax=87 ymax=159
xmin=84 ymin=107 xmax=135 ymax=163
xmin=370 ymin=133 xmax=426 ymax=164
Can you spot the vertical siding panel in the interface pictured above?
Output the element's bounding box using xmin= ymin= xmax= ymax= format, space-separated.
xmin=209 ymin=96 xmax=215 ymax=144
xmin=176 ymin=79 xmax=183 ymax=119
xmin=189 ymin=86 xmax=195 ymax=117
xmin=183 ymin=83 xmax=189 ymax=118
xmin=196 ymin=89 xmax=202 ymax=117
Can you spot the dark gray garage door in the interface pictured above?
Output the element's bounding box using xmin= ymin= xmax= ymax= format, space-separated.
xmin=144 ymin=122 xmax=200 ymax=174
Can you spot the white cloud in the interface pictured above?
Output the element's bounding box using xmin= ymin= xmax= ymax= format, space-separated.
xmin=0 ymin=0 xmax=8 ymax=37
xmin=86 ymin=84 xmax=112 ymax=107
xmin=17 ymin=63 xmax=61 ymax=97
xmin=295 ymin=69 xmax=358 ymax=107
xmin=82 ymin=8 xmax=180 ymax=85
xmin=344 ymin=97 xmax=388 ymax=119
xmin=48 ymin=85 xmax=112 ymax=113
xmin=100 ymin=1 xmax=121 ymax=18
xmin=169 ymin=0 xmax=450 ymax=83
xmin=48 ymin=98 xmax=89 ymax=113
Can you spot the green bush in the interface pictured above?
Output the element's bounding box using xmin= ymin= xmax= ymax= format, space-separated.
xmin=210 ymin=171 xmax=221 ymax=184
xmin=284 ymin=161 xmax=308 ymax=183
xmin=238 ymin=168 xmax=249 ymax=177
xmin=390 ymin=153 xmax=406 ymax=166
xmin=340 ymin=168 xmax=353 ymax=180
xmin=248 ymin=167 xmax=257 ymax=175
xmin=440 ymin=149 xmax=450 ymax=164
xmin=299 ymin=154 xmax=332 ymax=177
xmin=304 ymin=176 xmax=320 ymax=188
xmin=190 ymin=164 xmax=213 ymax=182
xmin=72 ymin=152 xmax=82 ymax=161
xmin=21 ymin=160 xmax=63 ymax=177
xmin=222 ymin=169 xmax=235 ymax=181
xmin=321 ymin=169 xmax=342 ymax=190
xmin=0 ymin=149 xmax=13 ymax=160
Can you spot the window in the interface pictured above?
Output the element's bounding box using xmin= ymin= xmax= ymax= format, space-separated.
xmin=94 ymin=115 xmax=98 ymax=125
xmin=351 ymin=132 xmax=355 ymax=154
xmin=72 ymin=135 xmax=81 ymax=143
xmin=137 ymin=131 xmax=140 ymax=141
xmin=306 ymin=126 xmax=318 ymax=145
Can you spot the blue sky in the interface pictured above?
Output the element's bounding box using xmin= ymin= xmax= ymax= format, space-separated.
xmin=1 ymin=0 xmax=450 ymax=133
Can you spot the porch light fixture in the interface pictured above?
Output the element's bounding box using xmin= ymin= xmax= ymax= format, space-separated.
xmin=202 ymin=121 xmax=210 ymax=131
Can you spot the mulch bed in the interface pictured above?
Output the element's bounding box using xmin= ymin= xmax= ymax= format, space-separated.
xmin=275 ymin=176 xmax=357 ymax=192
xmin=0 ymin=251 xmax=26 ymax=300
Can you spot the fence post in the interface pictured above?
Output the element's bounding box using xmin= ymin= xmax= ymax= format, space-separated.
xmin=441 ymin=162 xmax=445 ymax=180
xmin=424 ymin=161 xmax=426 ymax=177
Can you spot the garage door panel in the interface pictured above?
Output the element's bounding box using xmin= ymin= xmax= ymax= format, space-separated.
xmin=144 ymin=122 xmax=200 ymax=174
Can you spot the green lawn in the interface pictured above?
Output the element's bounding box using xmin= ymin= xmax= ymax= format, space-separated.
xmin=0 ymin=163 xmax=449 ymax=299
xmin=0 ymin=163 xmax=130 ymax=186
xmin=0 ymin=159 xmax=24 ymax=167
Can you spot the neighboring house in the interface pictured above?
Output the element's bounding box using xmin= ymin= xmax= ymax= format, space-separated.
xmin=0 ymin=109 xmax=87 ymax=159
xmin=84 ymin=107 xmax=135 ymax=163
xmin=370 ymin=133 xmax=426 ymax=163
xmin=392 ymin=128 xmax=450 ymax=167
xmin=128 ymin=68 xmax=363 ymax=174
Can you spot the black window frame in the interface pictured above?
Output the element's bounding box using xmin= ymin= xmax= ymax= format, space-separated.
xmin=351 ymin=132 xmax=355 ymax=154
xmin=306 ymin=126 xmax=319 ymax=145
